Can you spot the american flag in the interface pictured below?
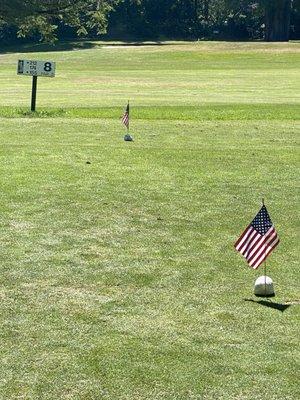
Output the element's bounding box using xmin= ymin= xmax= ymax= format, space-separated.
xmin=234 ymin=205 xmax=279 ymax=269
xmin=121 ymin=102 xmax=129 ymax=129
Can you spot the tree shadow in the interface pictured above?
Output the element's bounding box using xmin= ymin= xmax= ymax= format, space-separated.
xmin=244 ymin=298 xmax=292 ymax=312
xmin=0 ymin=40 xmax=99 ymax=54
xmin=0 ymin=39 xmax=169 ymax=54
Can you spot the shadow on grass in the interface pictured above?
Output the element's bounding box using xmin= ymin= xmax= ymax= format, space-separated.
xmin=0 ymin=39 xmax=169 ymax=54
xmin=244 ymin=298 xmax=292 ymax=312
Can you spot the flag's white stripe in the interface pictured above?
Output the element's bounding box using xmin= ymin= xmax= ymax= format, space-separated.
xmin=235 ymin=225 xmax=252 ymax=248
xmin=251 ymin=237 xmax=279 ymax=269
xmin=237 ymin=228 xmax=256 ymax=252
xmin=247 ymin=228 xmax=276 ymax=263
xmin=235 ymin=226 xmax=254 ymax=251
xmin=239 ymin=230 xmax=260 ymax=255
xmin=247 ymin=233 xmax=276 ymax=267
xmin=246 ymin=227 xmax=275 ymax=260
xmin=122 ymin=113 xmax=129 ymax=126
xmin=241 ymin=231 xmax=261 ymax=257
xmin=251 ymin=248 xmax=271 ymax=269
xmin=248 ymin=229 xmax=277 ymax=266
xmin=244 ymin=231 xmax=264 ymax=258
xmin=253 ymin=237 xmax=279 ymax=269
xmin=249 ymin=232 xmax=278 ymax=268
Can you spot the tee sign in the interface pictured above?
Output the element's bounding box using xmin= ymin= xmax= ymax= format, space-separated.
xmin=17 ymin=59 xmax=56 ymax=77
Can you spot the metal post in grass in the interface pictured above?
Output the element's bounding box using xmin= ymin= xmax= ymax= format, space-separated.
xmin=31 ymin=76 xmax=38 ymax=112
xmin=17 ymin=59 xmax=56 ymax=112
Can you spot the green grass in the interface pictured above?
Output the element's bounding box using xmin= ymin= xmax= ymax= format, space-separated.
xmin=1 ymin=41 xmax=300 ymax=107
xmin=0 ymin=104 xmax=299 ymax=120
xmin=0 ymin=41 xmax=299 ymax=400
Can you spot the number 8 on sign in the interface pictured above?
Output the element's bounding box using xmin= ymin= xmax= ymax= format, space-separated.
xmin=44 ymin=62 xmax=52 ymax=72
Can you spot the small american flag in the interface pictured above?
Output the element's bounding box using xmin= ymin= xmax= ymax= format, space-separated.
xmin=234 ymin=205 xmax=279 ymax=269
xmin=121 ymin=102 xmax=129 ymax=129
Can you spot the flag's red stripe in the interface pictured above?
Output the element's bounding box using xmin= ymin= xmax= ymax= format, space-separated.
xmin=241 ymin=232 xmax=261 ymax=257
xmin=122 ymin=112 xmax=129 ymax=127
xmin=246 ymin=227 xmax=275 ymax=261
xmin=248 ymin=232 xmax=279 ymax=268
xmin=239 ymin=230 xmax=259 ymax=255
xmin=248 ymin=237 xmax=275 ymax=268
xmin=235 ymin=227 xmax=255 ymax=252
xmin=234 ymin=225 xmax=252 ymax=248
xmin=253 ymin=237 xmax=279 ymax=269
xmin=247 ymin=229 xmax=277 ymax=265
xmin=251 ymin=237 xmax=279 ymax=269
xmin=235 ymin=226 xmax=279 ymax=269
xmin=243 ymin=231 xmax=263 ymax=258
xmin=234 ymin=207 xmax=279 ymax=269
xmin=251 ymin=249 xmax=270 ymax=269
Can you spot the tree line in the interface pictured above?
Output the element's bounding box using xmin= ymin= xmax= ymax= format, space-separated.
xmin=0 ymin=1 xmax=299 ymax=45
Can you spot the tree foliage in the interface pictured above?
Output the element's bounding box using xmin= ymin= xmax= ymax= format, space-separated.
xmin=0 ymin=0 xmax=299 ymax=43
xmin=0 ymin=0 xmax=121 ymax=43
xmin=110 ymin=0 xmax=298 ymax=41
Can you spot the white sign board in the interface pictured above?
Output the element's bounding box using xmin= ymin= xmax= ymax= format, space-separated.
xmin=17 ymin=59 xmax=56 ymax=77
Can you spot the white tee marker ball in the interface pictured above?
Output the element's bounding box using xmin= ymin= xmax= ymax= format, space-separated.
xmin=254 ymin=276 xmax=275 ymax=297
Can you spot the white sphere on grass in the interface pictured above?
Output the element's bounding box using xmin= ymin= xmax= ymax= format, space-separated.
xmin=254 ymin=276 xmax=275 ymax=297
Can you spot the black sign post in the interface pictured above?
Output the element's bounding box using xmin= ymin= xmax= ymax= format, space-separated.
xmin=31 ymin=76 xmax=38 ymax=112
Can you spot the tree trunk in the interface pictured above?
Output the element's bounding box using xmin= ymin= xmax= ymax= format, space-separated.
xmin=264 ymin=0 xmax=291 ymax=41
xmin=203 ymin=0 xmax=209 ymax=22
xmin=194 ymin=0 xmax=198 ymax=22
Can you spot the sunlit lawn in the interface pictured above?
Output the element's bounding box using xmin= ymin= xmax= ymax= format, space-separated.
xmin=0 ymin=41 xmax=299 ymax=400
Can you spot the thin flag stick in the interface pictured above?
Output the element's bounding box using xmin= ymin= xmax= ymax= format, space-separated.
xmin=234 ymin=198 xmax=279 ymax=297
xmin=122 ymin=100 xmax=133 ymax=141
xmin=127 ymin=100 xmax=130 ymax=133
xmin=262 ymin=198 xmax=267 ymax=296
xmin=264 ymin=260 xmax=267 ymax=296
xmin=121 ymin=101 xmax=130 ymax=131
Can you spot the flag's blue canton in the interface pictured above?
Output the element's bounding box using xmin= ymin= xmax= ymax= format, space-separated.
xmin=251 ymin=205 xmax=272 ymax=235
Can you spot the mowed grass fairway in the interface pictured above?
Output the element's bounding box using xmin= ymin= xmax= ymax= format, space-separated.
xmin=0 ymin=42 xmax=299 ymax=399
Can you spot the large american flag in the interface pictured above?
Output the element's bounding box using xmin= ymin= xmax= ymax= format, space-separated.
xmin=121 ymin=102 xmax=129 ymax=129
xmin=234 ymin=205 xmax=279 ymax=269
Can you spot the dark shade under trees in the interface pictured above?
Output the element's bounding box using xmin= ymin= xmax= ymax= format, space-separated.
xmin=264 ymin=0 xmax=292 ymax=41
xmin=0 ymin=0 xmax=299 ymax=45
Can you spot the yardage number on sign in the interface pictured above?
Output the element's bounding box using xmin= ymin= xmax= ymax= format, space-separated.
xmin=17 ymin=59 xmax=56 ymax=77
